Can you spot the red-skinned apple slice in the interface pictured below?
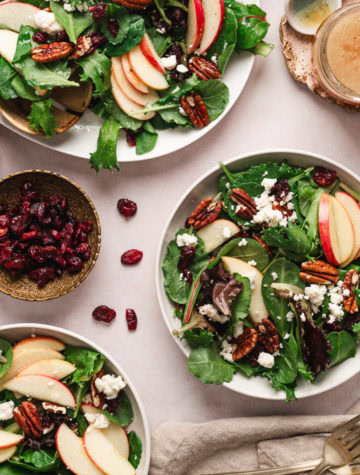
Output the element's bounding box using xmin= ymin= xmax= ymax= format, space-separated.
xmin=0 ymin=2 xmax=39 ymax=32
xmin=197 ymin=219 xmax=240 ymax=253
xmin=335 ymin=191 xmax=360 ymax=266
xmin=81 ymin=404 xmax=130 ymax=459
xmin=111 ymin=74 xmax=157 ymax=120
xmin=3 ymin=375 xmax=76 ymax=408
xmin=197 ymin=0 xmax=224 ymax=54
xmin=0 ymin=29 xmax=19 ymax=64
xmin=186 ymin=0 xmax=205 ymax=54
xmin=0 ymin=445 xmax=16 ymax=463
xmin=128 ymin=46 xmax=169 ymax=90
xmin=13 ymin=336 xmax=65 ymax=355
xmin=17 ymin=359 xmax=76 ymax=380
xmin=318 ymin=193 xmax=355 ymax=266
xmin=83 ymin=427 xmax=135 ymax=475
xmin=56 ymin=424 xmax=102 ymax=475
xmin=112 ymin=59 xmax=149 ymax=106
xmin=0 ymin=430 xmax=24 ymax=449
xmin=121 ymin=53 xmax=148 ymax=94
xmin=0 ymin=348 xmax=64 ymax=387
xmin=139 ymin=33 xmax=166 ymax=74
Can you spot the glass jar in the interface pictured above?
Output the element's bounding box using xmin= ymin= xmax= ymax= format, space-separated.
xmin=313 ymin=3 xmax=360 ymax=105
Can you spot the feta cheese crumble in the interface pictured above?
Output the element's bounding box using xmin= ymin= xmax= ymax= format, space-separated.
xmin=233 ymin=321 xmax=244 ymax=338
xmin=198 ymin=304 xmax=229 ymax=324
xmin=271 ymin=272 xmax=278 ymax=280
xmin=161 ymin=55 xmax=177 ymax=70
xmin=95 ymin=374 xmax=126 ymax=400
xmin=85 ymin=413 xmax=110 ymax=429
xmin=176 ymin=233 xmax=198 ymax=247
xmin=248 ymin=260 xmax=257 ymax=267
xmin=286 ymin=311 xmax=295 ymax=322
xmin=0 ymin=401 xmax=14 ymax=420
xmin=220 ymin=340 xmax=233 ymax=362
xmin=238 ymin=238 xmax=248 ymax=247
xmin=34 ymin=11 xmax=63 ymax=35
xmin=244 ymin=271 xmax=257 ymax=290
xmin=176 ymin=64 xmax=188 ymax=73
xmin=257 ymin=352 xmax=275 ymax=368
xmin=304 ymin=284 xmax=327 ymax=313
xmin=223 ymin=227 xmax=231 ymax=239
xmin=42 ymin=402 xmax=66 ymax=414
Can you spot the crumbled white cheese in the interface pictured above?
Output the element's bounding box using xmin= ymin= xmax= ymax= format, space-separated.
xmin=327 ymin=280 xmax=345 ymax=323
xmin=42 ymin=402 xmax=66 ymax=414
xmin=179 ymin=273 xmax=184 ymax=281
xmin=257 ymin=352 xmax=275 ymax=368
xmin=238 ymin=238 xmax=248 ymax=247
xmin=176 ymin=64 xmax=188 ymax=73
xmin=0 ymin=401 xmax=14 ymax=420
xmin=34 ymin=11 xmax=63 ymax=34
xmin=176 ymin=233 xmax=198 ymax=247
xmin=63 ymin=3 xmax=75 ymax=11
xmin=179 ymin=106 xmax=187 ymax=116
xmin=157 ymin=26 xmax=166 ymax=34
xmin=198 ymin=304 xmax=229 ymax=324
xmin=286 ymin=311 xmax=295 ymax=322
xmin=223 ymin=227 xmax=231 ymax=239
xmin=300 ymin=312 xmax=306 ymax=322
xmin=284 ymin=333 xmax=290 ymax=340
xmin=343 ymin=288 xmax=350 ymax=297
xmin=262 ymin=178 xmax=277 ymax=193
xmin=248 ymin=260 xmax=257 ymax=267
xmin=85 ymin=413 xmax=110 ymax=429
xmin=304 ymin=284 xmax=327 ymax=313
xmin=271 ymin=272 xmax=278 ymax=281
xmin=233 ymin=321 xmax=244 ymax=338
xmin=244 ymin=271 xmax=257 ymax=290
xmin=211 ymin=55 xmax=217 ymax=64
xmin=220 ymin=339 xmax=233 ymax=362
xmin=95 ymin=374 xmax=126 ymax=400
xmin=161 ymin=55 xmax=177 ymax=70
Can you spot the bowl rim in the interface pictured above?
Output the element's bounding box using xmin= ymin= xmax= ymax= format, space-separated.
xmin=0 ymin=169 xmax=101 ymax=302
xmin=155 ymin=148 xmax=360 ymax=401
xmin=0 ymin=322 xmax=151 ymax=474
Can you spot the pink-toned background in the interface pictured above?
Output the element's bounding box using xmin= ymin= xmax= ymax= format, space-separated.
xmin=1 ymin=0 xmax=360 ymax=432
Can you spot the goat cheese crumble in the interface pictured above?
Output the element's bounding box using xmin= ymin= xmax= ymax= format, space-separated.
xmin=161 ymin=55 xmax=177 ymax=70
xmin=0 ymin=401 xmax=14 ymax=420
xmin=220 ymin=340 xmax=233 ymax=362
xmin=257 ymin=352 xmax=275 ymax=368
xmin=223 ymin=227 xmax=231 ymax=238
xmin=95 ymin=374 xmax=126 ymax=399
xmin=304 ymin=284 xmax=327 ymax=313
xmin=198 ymin=304 xmax=229 ymax=324
xmin=176 ymin=64 xmax=188 ymax=73
xmin=176 ymin=233 xmax=198 ymax=247
xmin=85 ymin=413 xmax=110 ymax=429
xmin=238 ymin=238 xmax=248 ymax=247
xmin=34 ymin=11 xmax=63 ymax=35
xmin=271 ymin=272 xmax=278 ymax=280
xmin=248 ymin=260 xmax=257 ymax=267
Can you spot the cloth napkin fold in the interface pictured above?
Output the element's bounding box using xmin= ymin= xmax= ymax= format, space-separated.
xmin=150 ymin=401 xmax=360 ymax=475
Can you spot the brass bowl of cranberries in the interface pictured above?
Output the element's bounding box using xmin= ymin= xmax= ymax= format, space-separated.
xmin=0 ymin=170 xmax=101 ymax=301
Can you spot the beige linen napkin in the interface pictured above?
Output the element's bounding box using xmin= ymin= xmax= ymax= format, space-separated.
xmin=150 ymin=401 xmax=360 ymax=475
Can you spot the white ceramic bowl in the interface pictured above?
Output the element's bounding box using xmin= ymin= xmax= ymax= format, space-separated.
xmin=285 ymin=0 xmax=342 ymax=36
xmin=0 ymin=323 xmax=150 ymax=474
xmin=156 ymin=149 xmax=360 ymax=400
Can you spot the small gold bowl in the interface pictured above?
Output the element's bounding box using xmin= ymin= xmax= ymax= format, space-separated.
xmin=0 ymin=170 xmax=101 ymax=301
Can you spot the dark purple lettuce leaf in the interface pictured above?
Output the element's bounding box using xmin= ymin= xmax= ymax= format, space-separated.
xmin=301 ymin=320 xmax=331 ymax=376
xmin=212 ymin=278 xmax=243 ymax=316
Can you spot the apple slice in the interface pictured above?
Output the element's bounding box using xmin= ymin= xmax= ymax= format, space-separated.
xmin=197 ymin=219 xmax=240 ymax=253
xmin=83 ymin=427 xmax=135 ymax=475
xmin=3 ymin=375 xmax=76 ymax=408
xmin=17 ymin=359 xmax=76 ymax=380
xmin=221 ymin=256 xmax=268 ymax=323
xmin=0 ymin=2 xmax=39 ymax=32
xmin=0 ymin=430 xmax=23 ymax=449
xmin=186 ymin=0 xmax=205 ymax=54
xmin=0 ymin=445 xmax=16 ymax=463
xmin=335 ymin=191 xmax=360 ymax=266
xmin=81 ymin=404 xmax=129 ymax=459
xmin=319 ymin=193 xmax=355 ymax=266
xmin=0 ymin=348 xmax=64 ymax=387
xmin=13 ymin=336 xmax=65 ymax=355
xmin=0 ymin=29 xmax=19 ymax=64
xmin=111 ymin=74 xmax=157 ymax=120
xmin=112 ymin=58 xmax=149 ymax=107
xmin=197 ymin=0 xmax=224 ymax=54
xmin=139 ymin=33 xmax=165 ymax=74
xmin=121 ymin=53 xmax=148 ymax=94
xmin=56 ymin=424 xmax=102 ymax=475
xmin=128 ymin=46 xmax=169 ymax=91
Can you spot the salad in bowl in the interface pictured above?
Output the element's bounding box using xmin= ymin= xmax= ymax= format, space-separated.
xmin=161 ymin=156 xmax=360 ymax=401
xmin=0 ymin=325 xmax=148 ymax=473
xmin=0 ymin=0 xmax=272 ymax=170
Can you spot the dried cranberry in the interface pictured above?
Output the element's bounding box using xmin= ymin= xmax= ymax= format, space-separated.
xmin=28 ymin=267 xmax=58 ymax=288
xmin=163 ymin=44 xmax=182 ymax=63
xmin=322 ymin=318 xmax=342 ymax=333
xmin=75 ymin=243 xmax=89 ymax=255
xmin=271 ymin=179 xmax=290 ymax=201
xmin=125 ymin=130 xmax=136 ymax=147
xmin=50 ymin=229 xmax=61 ymax=240
xmin=170 ymin=68 xmax=191 ymax=83
xmin=121 ymin=249 xmax=143 ymax=265
xmin=178 ymin=246 xmax=196 ymax=270
xmin=93 ymin=305 xmax=116 ymax=323
xmin=0 ymin=214 xmax=10 ymax=228
xmin=0 ymin=228 xmax=8 ymax=238
xmin=313 ymin=167 xmax=337 ymax=187
xmin=21 ymin=231 xmax=37 ymax=241
xmin=56 ymin=31 xmax=69 ymax=42
xmin=107 ymin=17 xmax=119 ymax=37
xmin=30 ymin=202 xmax=47 ymax=222
xmin=167 ymin=7 xmax=186 ymax=27
xmin=10 ymin=215 xmax=28 ymax=235
xmin=66 ymin=256 xmax=83 ymax=273
xmin=90 ymin=3 xmax=107 ymax=22
xmin=117 ymin=199 xmax=137 ymax=218
xmin=88 ymin=31 xmax=106 ymax=48
xmin=183 ymin=268 xmax=193 ymax=284
xmin=32 ymin=32 xmax=48 ymax=44
xmin=126 ymin=309 xmax=137 ymax=331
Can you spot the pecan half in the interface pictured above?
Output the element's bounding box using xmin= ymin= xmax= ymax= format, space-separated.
xmin=299 ymin=260 xmax=339 ymax=285
xmin=255 ymin=318 xmax=280 ymax=353
xmin=91 ymin=370 xmax=106 ymax=408
xmin=31 ymin=42 xmax=73 ymax=63
xmin=187 ymin=197 xmax=221 ymax=229
xmin=69 ymin=35 xmax=93 ymax=60
xmin=232 ymin=328 xmax=258 ymax=361
xmin=13 ymin=402 xmax=43 ymax=438
xmin=230 ymin=188 xmax=257 ymax=219
xmin=188 ymin=57 xmax=221 ymax=81
xmin=181 ymin=91 xmax=209 ymax=128
xmin=343 ymin=269 xmax=360 ymax=313
xmin=112 ymin=0 xmax=152 ymax=8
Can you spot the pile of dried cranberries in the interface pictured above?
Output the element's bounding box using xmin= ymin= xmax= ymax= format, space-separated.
xmin=0 ymin=182 xmax=93 ymax=288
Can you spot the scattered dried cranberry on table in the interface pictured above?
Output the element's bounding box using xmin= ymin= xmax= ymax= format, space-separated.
xmin=121 ymin=249 xmax=143 ymax=265
xmin=117 ymin=199 xmax=137 ymax=218
xmin=126 ymin=309 xmax=138 ymax=331
xmin=92 ymin=305 xmax=117 ymax=323
xmin=0 ymin=182 xmax=93 ymax=288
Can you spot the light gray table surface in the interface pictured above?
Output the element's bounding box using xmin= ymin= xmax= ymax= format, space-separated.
xmin=1 ymin=0 xmax=360 ymax=433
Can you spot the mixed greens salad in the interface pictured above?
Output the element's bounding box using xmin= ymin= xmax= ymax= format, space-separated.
xmin=0 ymin=335 xmax=141 ymax=473
xmin=0 ymin=0 xmax=272 ymax=171
xmin=163 ymin=160 xmax=360 ymax=401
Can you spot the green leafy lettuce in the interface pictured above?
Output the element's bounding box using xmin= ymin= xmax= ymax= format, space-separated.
xmin=50 ymin=1 xmax=93 ymax=43
xmin=187 ymin=343 xmax=236 ymax=384
xmin=77 ymin=50 xmax=111 ymax=96
xmin=0 ymin=339 xmax=12 ymax=379
xmin=28 ymin=99 xmax=56 ymax=137
xmin=128 ymin=431 xmax=142 ymax=469
xmin=90 ymin=119 xmax=121 ymax=173
xmin=0 ymin=58 xmax=18 ymax=100
xmin=102 ymin=391 xmax=134 ymax=426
